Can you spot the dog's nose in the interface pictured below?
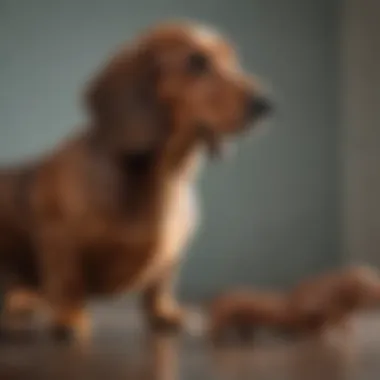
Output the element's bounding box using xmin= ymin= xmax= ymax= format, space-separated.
xmin=246 ymin=94 xmax=273 ymax=121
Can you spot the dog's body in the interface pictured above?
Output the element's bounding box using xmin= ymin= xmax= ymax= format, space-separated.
xmin=0 ymin=133 xmax=204 ymax=336
xmin=0 ymin=22 xmax=271 ymax=339
xmin=0 ymin=163 xmax=40 ymax=288
xmin=0 ymin=134 xmax=201 ymax=292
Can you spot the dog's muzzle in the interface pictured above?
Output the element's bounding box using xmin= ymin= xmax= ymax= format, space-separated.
xmin=245 ymin=94 xmax=273 ymax=123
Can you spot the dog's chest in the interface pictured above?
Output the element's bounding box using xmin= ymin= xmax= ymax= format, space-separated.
xmin=86 ymin=151 xmax=203 ymax=293
xmin=131 ymin=177 xmax=199 ymax=290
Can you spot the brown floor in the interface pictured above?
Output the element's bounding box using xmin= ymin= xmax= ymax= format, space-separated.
xmin=1 ymin=302 xmax=380 ymax=380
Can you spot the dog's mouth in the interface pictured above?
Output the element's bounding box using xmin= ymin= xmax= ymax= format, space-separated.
xmin=197 ymin=116 xmax=270 ymax=158
xmin=197 ymin=124 xmax=221 ymax=157
xmin=195 ymin=95 xmax=273 ymax=156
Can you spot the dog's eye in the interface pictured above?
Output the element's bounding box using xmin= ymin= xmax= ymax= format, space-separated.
xmin=187 ymin=52 xmax=209 ymax=75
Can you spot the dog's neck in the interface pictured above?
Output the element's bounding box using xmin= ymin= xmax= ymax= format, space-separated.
xmin=87 ymin=133 xmax=204 ymax=218
xmin=173 ymin=144 xmax=205 ymax=183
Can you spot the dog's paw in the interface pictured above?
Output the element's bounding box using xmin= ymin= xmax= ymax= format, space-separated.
xmin=50 ymin=311 xmax=90 ymax=343
xmin=149 ymin=307 xmax=185 ymax=332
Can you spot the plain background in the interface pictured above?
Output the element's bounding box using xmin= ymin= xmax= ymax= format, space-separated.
xmin=341 ymin=0 xmax=380 ymax=270
xmin=0 ymin=0 xmax=340 ymax=300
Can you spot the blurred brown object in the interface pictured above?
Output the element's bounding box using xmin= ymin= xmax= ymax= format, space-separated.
xmin=287 ymin=265 xmax=380 ymax=334
xmin=208 ymin=266 xmax=380 ymax=343
xmin=208 ymin=289 xmax=298 ymax=343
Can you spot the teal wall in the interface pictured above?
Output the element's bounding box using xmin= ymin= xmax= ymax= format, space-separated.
xmin=0 ymin=0 xmax=339 ymax=300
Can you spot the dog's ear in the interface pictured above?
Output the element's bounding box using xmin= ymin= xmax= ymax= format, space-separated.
xmin=85 ymin=45 xmax=166 ymax=154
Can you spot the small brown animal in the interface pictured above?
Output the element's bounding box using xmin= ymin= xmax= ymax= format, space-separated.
xmin=288 ymin=266 xmax=380 ymax=334
xmin=208 ymin=266 xmax=380 ymax=343
xmin=0 ymin=21 xmax=272 ymax=340
xmin=208 ymin=289 xmax=297 ymax=343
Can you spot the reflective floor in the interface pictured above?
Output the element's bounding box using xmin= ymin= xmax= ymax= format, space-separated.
xmin=1 ymin=303 xmax=380 ymax=380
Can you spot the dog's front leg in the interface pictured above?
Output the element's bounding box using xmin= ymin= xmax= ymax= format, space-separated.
xmin=37 ymin=227 xmax=89 ymax=342
xmin=142 ymin=264 xmax=185 ymax=331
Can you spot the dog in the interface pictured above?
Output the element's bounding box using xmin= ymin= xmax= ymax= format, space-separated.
xmin=0 ymin=22 xmax=272 ymax=340
xmin=287 ymin=266 xmax=380 ymax=334
xmin=208 ymin=289 xmax=297 ymax=343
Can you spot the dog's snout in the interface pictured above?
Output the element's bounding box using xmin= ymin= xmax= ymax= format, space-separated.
xmin=246 ymin=94 xmax=273 ymax=121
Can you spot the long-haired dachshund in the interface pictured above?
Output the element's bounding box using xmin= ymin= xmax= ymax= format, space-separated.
xmin=0 ymin=22 xmax=272 ymax=340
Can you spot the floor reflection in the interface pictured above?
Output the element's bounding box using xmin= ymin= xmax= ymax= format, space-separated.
xmin=0 ymin=309 xmax=380 ymax=380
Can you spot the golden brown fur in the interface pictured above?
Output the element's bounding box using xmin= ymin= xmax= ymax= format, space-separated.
xmin=287 ymin=266 xmax=380 ymax=334
xmin=0 ymin=22 xmax=271 ymax=340
xmin=208 ymin=290 xmax=296 ymax=342
xmin=209 ymin=266 xmax=380 ymax=343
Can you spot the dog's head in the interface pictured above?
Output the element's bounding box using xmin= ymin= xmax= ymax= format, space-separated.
xmin=86 ymin=22 xmax=272 ymax=167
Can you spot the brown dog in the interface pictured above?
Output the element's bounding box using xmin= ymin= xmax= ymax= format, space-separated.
xmin=0 ymin=22 xmax=272 ymax=340
xmin=287 ymin=266 xmax=380 ymax=334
